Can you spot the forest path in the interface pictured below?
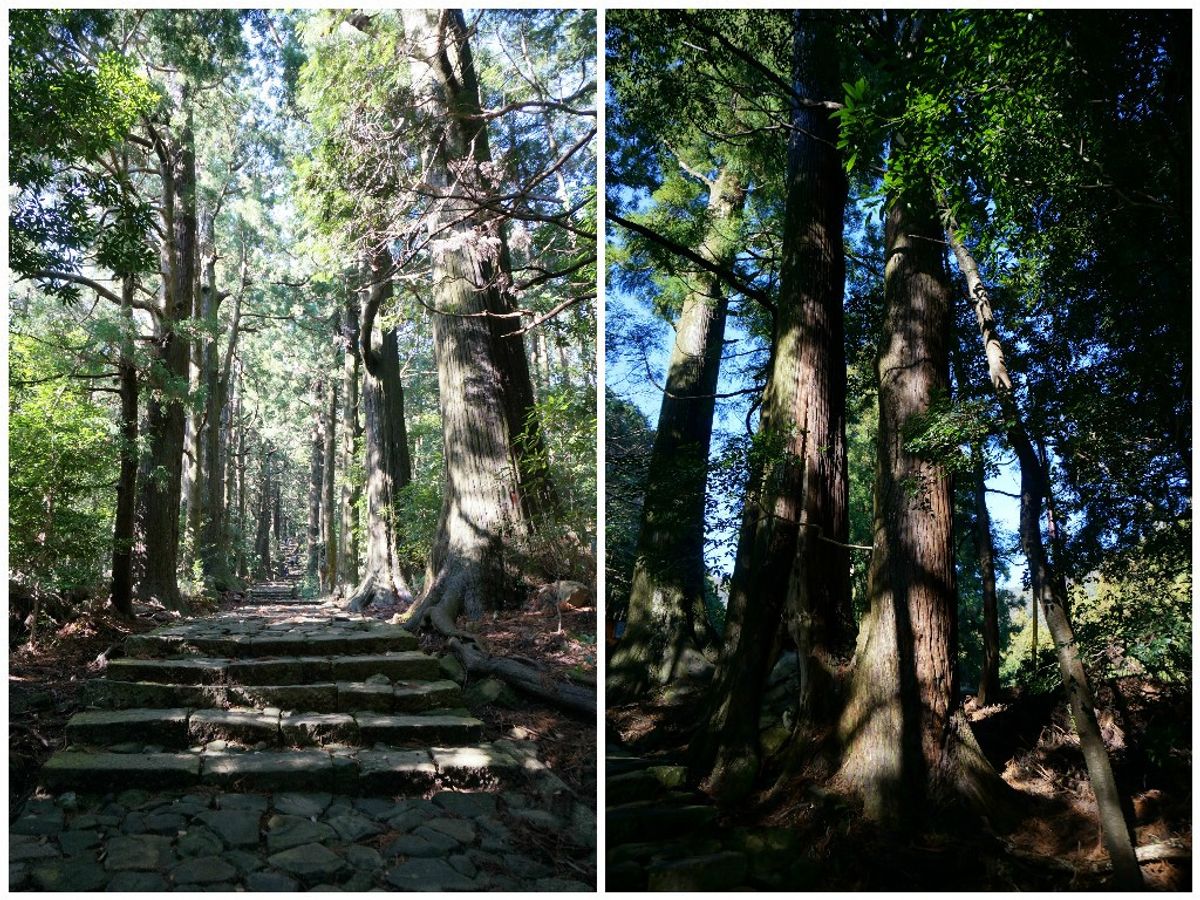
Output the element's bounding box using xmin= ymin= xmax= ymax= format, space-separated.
xmin=10 ymin=577 xmax=594 ymax=891
xmin=605 ymin=746 xmax=811 ymax=891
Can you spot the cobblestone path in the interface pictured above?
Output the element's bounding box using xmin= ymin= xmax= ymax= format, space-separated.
xmin=10 ymin=583 xmax=596 ymax=891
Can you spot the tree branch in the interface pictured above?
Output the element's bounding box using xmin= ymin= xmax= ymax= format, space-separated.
xmin=606 ymin=211 xmax=774 ymax=311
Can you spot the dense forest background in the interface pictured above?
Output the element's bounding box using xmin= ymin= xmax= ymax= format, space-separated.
xmin=10 ymin=8 xmax=597 ymax=627
xmin=605 ymin=8 xmax=1190 ymax=891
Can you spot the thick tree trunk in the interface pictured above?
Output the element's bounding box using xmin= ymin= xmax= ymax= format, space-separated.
xmin=608 ymin=165 xmax=745 ymax=698
xmin=944 ymin=213 xmax=1142 ymax=888
xmin=254 ymin=447 xmax=273 ymax=580
xmin=337 ymin=287 xmax=362 ymax=592
xmin=836 ymin=174 xmax=999 ymax=825
xmin=399 ymin=9 xmax=556 ymax=631
xmin=110 ymin=275 xmax=139 ymax=616
xmin=972 ymin=449 xmax=1002 ymax=707
xmin=346 ymin=252 xmax=414 ymax=611
xmin=273 ymin=484 xmax=283 ymax=550
xmin=199 ymin=248 xmax=242 ymax=590
xmin=307 ymin=386 xmax=324 ymax=580
xmin=137 ymin=112 xmax=197 ymax=612
xmin=321 ymin=377 xmax=338 ymax=592
xmin=692 ymin=14 xmax=850 ymax=801
xmin=234 ymin=407 xmax=248 ymax=580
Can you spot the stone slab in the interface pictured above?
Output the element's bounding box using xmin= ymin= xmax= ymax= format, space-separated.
xmin=41 ymin=752 xmax=201 ymax=790
xmin=355 ymin=713 xmax=482 ymax=746
xmin=281 ymin=712 xmax=358 ymax=747
xmin=228 ymin=683 xmax=339 ymax=713
xmin=107 ymin=658 xmax=226 ymax=685
xmin=336 ymin=681 xmax=395 ymax=713
xmin=189 ymin=709 xmax=281 ymax=745
xmin=66 ymin=708 xmax=189 ymax=748
xmin=329 ymin=652 xmax=441 ymax=682
xmin=356 ymin=750 xmax=437 ymax=794
xmin=392 ymin=680 xmax=463 ymax=713
xmin=83 ymin=680 xmax=227 ymax=710
xmin=200 ymin=750 xmax=334 ymax=791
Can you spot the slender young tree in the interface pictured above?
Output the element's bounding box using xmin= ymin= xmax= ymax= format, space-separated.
xmin=970 ymin=446 xmax=1002 ymax=706
xmin=943 ymin=213 xmax=1142 ymax=888
xmin=608 ymin=164 xmax=746 ymax=697
xmin=253 ymin=444 xmax=274 ymax=580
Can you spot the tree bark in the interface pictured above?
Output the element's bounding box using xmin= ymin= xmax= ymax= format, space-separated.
xmin=234 ymin=392 xmax=248 ymax=580
xmin=399 ymin=9 xmax=557 ymax=631
xmin=321 ymin=376 xmax=338 ymax=592
xmin=692 ymin=13 xmax=850 ymax=801
xmin=346 ymin=251 xmax=414 ymax=611
xmin=199 ymin=243 xmax=243 ymax=590
xmin=307 ymin=383 xmax=325 ymax=580
xmin=608 ymin=165 xmax=745 ymax=699
xmin=836 ymin=171 xmax=999 ymax=826
xmin=137 ymin=107 xmax=197 ymax=613
xmin=337 ymin=285 xmax=362 ymax=592
xmin=972 ymin=448 xmax=1002 ymax=707
xmin=109 ymin=274 xmax=139 ymax=616
xmin=943 ymin=210 xmax=1143 ymax=888
xmin=272 ymin=482 xmax=284 ymax=550
xmin=254 ymin=445 xmax=273 ymax=580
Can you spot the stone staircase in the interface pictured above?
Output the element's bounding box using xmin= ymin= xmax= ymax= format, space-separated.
xmin=11 ymin=577 xmax=596 ymax=891
xmin=605 ymin=747 xmax=815 ymax=891
xmin=40 ymin=586 xmax=526 ymax=796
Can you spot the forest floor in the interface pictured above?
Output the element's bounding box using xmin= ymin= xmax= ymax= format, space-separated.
xmin=607 ymin=677 xmax=1191 ymax=891
xmin=9 ymin=601 xmax=163 ymax=821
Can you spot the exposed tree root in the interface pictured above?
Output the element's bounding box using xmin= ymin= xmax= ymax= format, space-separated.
xmin=408 ymin=560 xmax=595 ymax=717
xmin=448 ymin=637 xmax=595 ymax=718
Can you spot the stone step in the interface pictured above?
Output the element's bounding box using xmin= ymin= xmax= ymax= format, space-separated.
xmin=124 ymin=626 xmax=417 ymax=659
xmin=39 ymin=742 xmax=524 ymax=794
xmin=106 ymin=651 xmax=441 ymax=686
xmin=66 ymin=708 xmax=483 ymax=750
xmin=606 ymin=803 xmax=719 ymax=846
xmin=83 ymin=678 xmax=462 ymax=714
xmin=606 ymin=765 xmax=689 ymax=805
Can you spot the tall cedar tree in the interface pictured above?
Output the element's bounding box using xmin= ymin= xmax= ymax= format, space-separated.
xmin=692 ymin=12 xmax=851 ymax=800
xmin=836 ymin=168 xmax=1002 ymax=824
xmin=401 ymin=9 xmax=557 ymax=631
xmin=136 ymin=97 xmax=197 ymax=612
xmin=347 ymin=250 xmax=414 ymax=611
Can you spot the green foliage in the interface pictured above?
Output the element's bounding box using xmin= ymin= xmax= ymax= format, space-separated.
xmin=1002 ymin=523 xmax=1192 ymax=693
xmin=903 ymin=394 xmax=995 ymax=475
xmin=9 ymin=12 xmax=161 ymax=282
xmin=9 ymin=335 xmax=119 ymax=593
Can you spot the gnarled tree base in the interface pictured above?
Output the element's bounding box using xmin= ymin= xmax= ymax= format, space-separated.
xmin=837 ymin=708 xmax=1017 ymax=830
xmin=344 ymin=571 xmax=412 ymax=614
